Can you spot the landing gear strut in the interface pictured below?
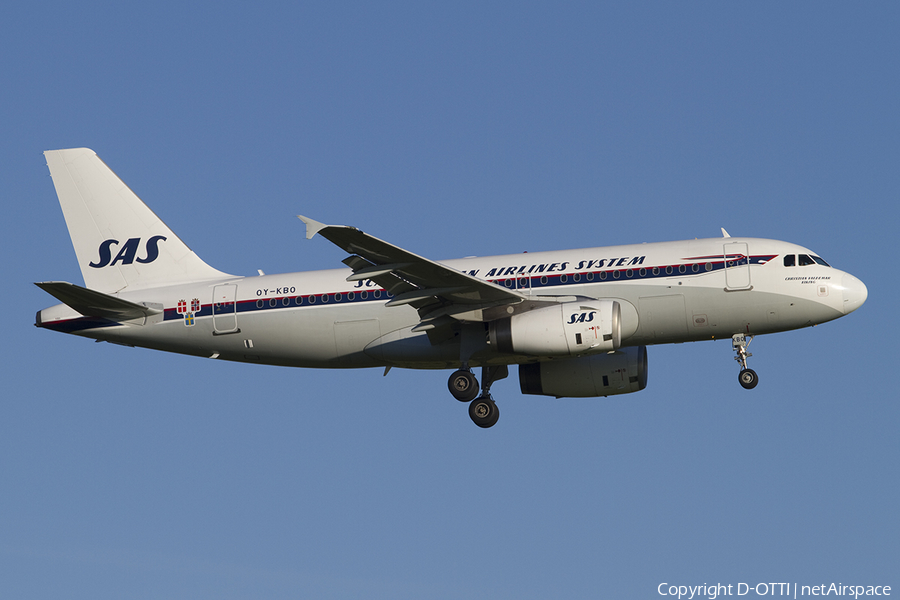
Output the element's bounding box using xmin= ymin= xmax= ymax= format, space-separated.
xmin=732 ymin=333 xmax=758 ymax=389
xmin=447 ymin=365 xmax=508 ymax=427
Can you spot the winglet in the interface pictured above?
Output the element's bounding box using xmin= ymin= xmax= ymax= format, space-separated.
xmin=721 ymin=228 xmax=731 ymax=238
xmin=298 ymin=215 xmax=329 ymax=239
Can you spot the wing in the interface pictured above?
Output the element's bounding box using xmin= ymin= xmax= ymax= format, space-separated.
xmin=298 ymin=216 xmax=525 ymax=328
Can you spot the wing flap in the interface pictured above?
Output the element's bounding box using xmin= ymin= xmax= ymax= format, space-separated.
xmin=385 ymin=287 xmax=468 ymax=308
xmin=340 ymin=255 xmax=421 ymax=300
xmin=344 ymin=262 xmax=413 ymax=281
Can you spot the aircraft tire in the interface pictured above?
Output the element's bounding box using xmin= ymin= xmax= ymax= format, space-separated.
xmin=739 ymin=368 xmax=759 ymax=390
xmin=469 ymin=397 xmax=500 ymax=428
xmin=449 ymin=369 xmax=479 ymax=402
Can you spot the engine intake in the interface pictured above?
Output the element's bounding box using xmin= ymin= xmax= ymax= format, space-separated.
xmin=519 ymin=346 xmax=648 ymax=397
xmin=490 ymin=300 xmax=621 ymax=357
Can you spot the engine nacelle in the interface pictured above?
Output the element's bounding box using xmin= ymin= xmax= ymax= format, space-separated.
xmin=489 ymin=300 xmax=621 ymax=357
xmin=518 ymin=346 xmax=648 ymax=397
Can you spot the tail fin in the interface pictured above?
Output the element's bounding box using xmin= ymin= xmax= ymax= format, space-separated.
xmin=44 ymin=148 xmax=232 ymax=293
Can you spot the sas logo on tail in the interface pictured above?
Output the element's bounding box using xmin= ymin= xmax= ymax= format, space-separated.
xmin=89 ymin=236 xmax=167 ymax=268
xmin=567 ymin=311 xmax=597 ymax=324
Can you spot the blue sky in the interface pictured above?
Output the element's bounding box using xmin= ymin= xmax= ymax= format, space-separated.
xmin=2 ymin=2 xmax=897 ymax=598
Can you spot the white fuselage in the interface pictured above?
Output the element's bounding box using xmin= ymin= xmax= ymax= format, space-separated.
xmin=37 ymin=236 xmax=866 ymax=370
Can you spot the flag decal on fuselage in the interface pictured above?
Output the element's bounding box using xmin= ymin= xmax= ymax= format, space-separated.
xmin=176 ymin=298 xmax=201 ymax=326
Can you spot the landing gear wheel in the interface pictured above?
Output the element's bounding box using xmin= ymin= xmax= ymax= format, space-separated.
xmin=469 ymin=396 xmax=500 ymax=428
xmin=448 ymin=369 xmax=479 ymax=402
xmin=732 ymin=334 xmax=759 ymax=390
xmin=739 ymin=368 xmax=759 ymax=390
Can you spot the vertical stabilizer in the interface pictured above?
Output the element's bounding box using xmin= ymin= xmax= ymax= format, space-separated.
xmin=44 ymin=148 xmax=232 ymax=292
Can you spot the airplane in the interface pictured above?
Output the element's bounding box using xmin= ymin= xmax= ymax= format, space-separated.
xmin=35 ymin=148 xmax=868 ymax=428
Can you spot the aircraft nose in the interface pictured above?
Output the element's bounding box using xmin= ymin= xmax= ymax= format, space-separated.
xmin=841 ymin=273 xmax=868 ymax=315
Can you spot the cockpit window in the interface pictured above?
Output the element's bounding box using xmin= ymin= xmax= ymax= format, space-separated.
xmin=784 ymin=253 xmax=831 ymax=267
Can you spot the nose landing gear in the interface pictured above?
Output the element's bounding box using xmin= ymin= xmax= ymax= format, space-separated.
xmin=732 ymin=333 xmax=758 ymax=389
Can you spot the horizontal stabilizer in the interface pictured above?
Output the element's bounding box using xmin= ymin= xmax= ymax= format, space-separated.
xmin=35 ymin=281 xmax=161 ymax=321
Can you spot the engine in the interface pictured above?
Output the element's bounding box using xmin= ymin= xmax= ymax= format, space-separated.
xmin=489 ymin=300 xmax=622 ymax=357
xmin=518 ymin=346 xmax=648 ymax=397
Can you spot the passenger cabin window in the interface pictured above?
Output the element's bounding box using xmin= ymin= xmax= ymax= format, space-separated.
xmin=784 ymin=255 xmax=795 ymax=267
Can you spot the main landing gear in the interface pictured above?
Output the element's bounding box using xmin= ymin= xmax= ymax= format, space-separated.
xmin=732 ymin=333 xmax=759 ymax=390
xmin=448 ymin=365 xmax=507 ymax=428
